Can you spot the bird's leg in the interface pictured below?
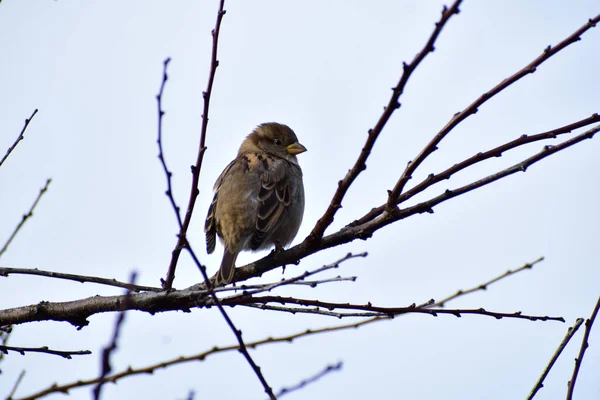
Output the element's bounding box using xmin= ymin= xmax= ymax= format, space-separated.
xmin=273 ymin=240 xmax=285 ymax=253
xmin=269 ymin=240 xmax=288 ymax=274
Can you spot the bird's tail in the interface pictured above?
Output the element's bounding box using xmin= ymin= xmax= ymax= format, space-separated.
xmin=216 ymin=250 xmax=238 ymax=286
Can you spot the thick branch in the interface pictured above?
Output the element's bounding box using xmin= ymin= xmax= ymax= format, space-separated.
xmin=0 ymin=254 xmax=364 ymax=327
xmin=0 ymin=289 xmax=201 ymax=328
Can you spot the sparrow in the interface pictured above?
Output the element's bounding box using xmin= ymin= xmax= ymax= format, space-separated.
xmin=204 ymin=122 xmax=307 ymax=286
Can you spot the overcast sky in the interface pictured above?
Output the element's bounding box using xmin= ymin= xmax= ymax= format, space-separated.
xmin=1 ymin=1 xmax=599 ymax=399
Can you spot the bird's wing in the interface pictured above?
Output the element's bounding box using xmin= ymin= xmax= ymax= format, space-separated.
xmin=204 ymin=192 xmax=218 ymax=254
xmin=204 ymin=159 xmax=237 ymax=254
xmin=250 ymin=155 xmax=292 ymax=250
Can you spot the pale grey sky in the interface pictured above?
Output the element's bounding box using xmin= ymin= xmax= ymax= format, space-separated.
xmin=1 ymin=1 xmax=599 ymax=399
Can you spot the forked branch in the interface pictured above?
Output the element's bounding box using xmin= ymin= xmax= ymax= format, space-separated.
xmin=306 ymin=0 xmax=463 ymax=244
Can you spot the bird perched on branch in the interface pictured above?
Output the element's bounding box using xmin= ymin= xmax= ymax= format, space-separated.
xmin=205 ymin=123 xmax=307 ymax=286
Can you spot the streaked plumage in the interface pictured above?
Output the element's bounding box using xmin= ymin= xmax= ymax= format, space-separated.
xmin=205 ymin=123 xmax=306 ymax=286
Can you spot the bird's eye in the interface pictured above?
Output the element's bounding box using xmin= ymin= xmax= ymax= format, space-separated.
xmin=274 ymin=139 xmax=282 ymax=146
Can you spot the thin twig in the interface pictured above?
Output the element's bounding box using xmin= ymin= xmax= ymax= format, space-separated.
xmin=189 ymin=252 xmax=363 ymax=293
xmin=0 ymin=109 xmax=38 ymax=168
xmin=231 ymin=276 xmax=357 ymax=292
xmin=353 ymin=113 xmax=600 ymax=226
xmin=276 ymin=362 xmax=343 ymax=398
xmin=0 ymin=344 xmax=91 ymax=359
xmin=92 ymin=272 xmax=136 ymax=400
xmin=156 ymin=57 xmax=183 ymax=229
xmin=0 ymin=179 xmax=51 ymax=259
xmin=243 ymin=303 xmax=383 ymax=318
xmin=6 ymin=370 xmax=26 ymax=400
xmin=230 ymin=296 xmax=565 ymax=323
xmin=0 ymin=252 xmax=561 ymax=328
xmin=0 ymin=267 xmax=161 ymax=292
xmin=433 ymin=257 xmax=544 ymax=307
xmin=386 ymin=13 xmax=600 ymax=209
xmin=566 ymin=296 xmax=600 ymax=400
xmin=162 ymin=0 xmax=226 ymax=290
xmin=185 ymin=246 xmax=277 ymax=399
xmin=306 ymin=1 xmax=462 ymax=244
xmin=392 ymin=125 xmax=600 ymax=220
xmin=15 ymin=320 xmax=371 ymax=400
xmin=527 ymin=318 xmax=584 ymax=400
xmin=236 ymin=252 xmax=366 ymax=296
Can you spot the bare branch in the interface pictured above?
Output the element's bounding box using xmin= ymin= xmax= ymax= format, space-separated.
xmin=392 ymin=124 xmax=600 ymax=219
xmin=433 ymin=257 xmax=544 ymax=307
xmin=243 ymin=303 xmax=382 ymax=319
xmin=156 ymin=57 xmax=183 ymax=229
xmin=0 ymin=267 xmax=161 ymax=292
xmin=92 ymin=272 xmax=136 ymax=400
xmin=230 ymin=296 xmax=565 ymax=323
xmin=527 ymin=318 xmax=584 ymax=400
xmin=386 ymin=13 xmax=600 ymax=208
xmin=275 ymin=361 xmax=343 ymax=398
xmin=0 ymin=324 xmax=12 ymax=365
xmin=15 ymin=256 xmax=541 ymax=400
xmin=186 ymin=245 xmax=277 ymax=399
xmin=152 ymin=4 xmax=274 ymax=395
xmin=0 ymin=109 xmax=38 ymax=168
xmin=15 ymin=319 xmax=367 ymax=400
xmin=234 ymin=124 xmax=600 ymax=282
xmin=0 ymin=256 xmax=558 ymax=328
xmin=234 ymin=276 xmax=357 ymax=291
xmin=6 ymin=370 xmax=26 ymax=400
xmin=236 ymin=252 xmax=366 ymax=296
xmin=162 ymin=0 xmax=226 ymax=290
xmin=566 ymin=296 xmax=600 ymax=400
xmin=0 ymin=179 xmax=51 ymax=259
xmin=353 ymin=113 xmax=600 ymax=226
xmin=189 ymin=252 xmax=364 ymax=294
xmin=307 ymin=0 xmax=462 ymax=244
xmin=0 ymin=344 xmax=91 ymax=359
xmin=0 ymin=288 xmax=202 ymax=327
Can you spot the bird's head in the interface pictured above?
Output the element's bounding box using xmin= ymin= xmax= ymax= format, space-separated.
xmin=240 ymin=122 xmax=307 ymax=163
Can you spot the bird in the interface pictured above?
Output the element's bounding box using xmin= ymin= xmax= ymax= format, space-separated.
xmin=204 ymin=122 xmax=307 ymax=286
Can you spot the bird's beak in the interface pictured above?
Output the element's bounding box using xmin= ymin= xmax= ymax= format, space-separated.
xmin=286 ymin=142 xmax=307 ymax=155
